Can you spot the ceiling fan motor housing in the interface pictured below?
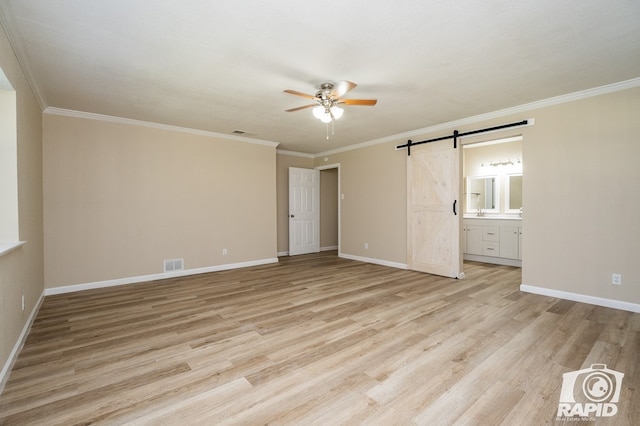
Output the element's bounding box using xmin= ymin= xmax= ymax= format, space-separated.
xmin=317 ymin=83 xmax=337 ymax=109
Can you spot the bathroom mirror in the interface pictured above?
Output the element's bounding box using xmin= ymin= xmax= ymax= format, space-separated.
xmin=466 ymin=176 xmax=498 ymax=212
xmin=506 ymin=174 xmax=523 ymax=211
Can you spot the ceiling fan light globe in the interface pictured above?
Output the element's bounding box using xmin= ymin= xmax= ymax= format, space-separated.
xmin=312 ymin=106 xmax=325 ymax=120
xmin=320 ymin=114 xmax=332 ymax=123
xmin=330 ymin=106 xmax=343 ymax=119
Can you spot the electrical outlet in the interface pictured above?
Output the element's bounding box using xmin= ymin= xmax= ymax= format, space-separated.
xmin=612 ymin=273 xmax=622 ymax=285
xmin=364 ymin=243 xmax=368 ymax=249
xmin=222 ymin=248 xmax=228 ymax=256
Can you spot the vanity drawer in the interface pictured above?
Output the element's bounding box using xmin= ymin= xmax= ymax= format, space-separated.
xmin=482 ymin=241 xmax=500 ymax=256
xmin=483 ymin=226 xmax=500 ymax=241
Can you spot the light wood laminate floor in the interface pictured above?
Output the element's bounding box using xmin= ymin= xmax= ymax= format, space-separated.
xmin=1 ymin=252 xmax=638 ymax=425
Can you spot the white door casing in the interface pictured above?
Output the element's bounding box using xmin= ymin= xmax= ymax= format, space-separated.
xmin=289 ymin=167 xmax=320 ymax=256
xmin=407 ymin=140 xmax=462 ymax=278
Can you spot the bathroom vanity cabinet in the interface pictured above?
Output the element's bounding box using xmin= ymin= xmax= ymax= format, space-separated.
xmin=462 ymin=218 xmax=522 ymax=267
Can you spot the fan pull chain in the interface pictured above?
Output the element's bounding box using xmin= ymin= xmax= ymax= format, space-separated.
xmin=324 ymin=120 xmax=336 ymax=140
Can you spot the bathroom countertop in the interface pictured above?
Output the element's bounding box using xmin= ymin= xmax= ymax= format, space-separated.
xmin=463 ymin=215 xmax=522 ymax=220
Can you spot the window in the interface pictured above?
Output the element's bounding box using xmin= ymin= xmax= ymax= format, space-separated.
xmin=0 ymin=66 xmax=20 ymax=254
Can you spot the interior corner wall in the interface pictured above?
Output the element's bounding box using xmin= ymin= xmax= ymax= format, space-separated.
xmin=275 ymin=152 xmax=313 ymax=254
xmin=43 ymin=114 xmax=278 ymax=289
xmin=0 ymin=26 xmax=44 ymax=386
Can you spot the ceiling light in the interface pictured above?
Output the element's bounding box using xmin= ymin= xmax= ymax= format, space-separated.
xmin=313 ymin=104 xmax=343 ymax=123
xmin=313 ymin=105 xmax=325 ymax=120
xmin=313 ymin=105 xmax=332 ymax=123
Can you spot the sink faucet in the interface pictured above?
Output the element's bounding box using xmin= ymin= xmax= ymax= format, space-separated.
xmin=477 ymin=208 xmax=483 ymax=217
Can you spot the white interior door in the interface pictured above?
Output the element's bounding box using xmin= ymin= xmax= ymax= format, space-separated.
xmin=407 ymin=140 xmax=462 ymax=278
xmin=289 ymin=167 xmax=320 ymax=256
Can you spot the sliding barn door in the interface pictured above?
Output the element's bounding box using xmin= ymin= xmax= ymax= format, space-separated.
xmin=407 ymin=140 xmax=462 ymax=278
xmin=289 ymin=167 xmax=320 ymax=256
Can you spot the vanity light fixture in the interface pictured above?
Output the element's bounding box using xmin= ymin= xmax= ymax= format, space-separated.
xmin=482 ymin=157 xmax=521 ymax=167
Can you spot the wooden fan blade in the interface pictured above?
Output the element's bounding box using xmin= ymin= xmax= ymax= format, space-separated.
xmin=285 ymin=104 xmax=317 ymax=112
xmin=284 ymin=89 xmax=317 ymax=100
xmin=340 ymin=99 xmax=378 ymax=106
xmin=332 ymin=81 xmax=357 ymax=98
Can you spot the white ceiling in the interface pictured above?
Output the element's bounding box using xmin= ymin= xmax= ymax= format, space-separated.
xmin=1 ymin=0 xmax=639 ymax=154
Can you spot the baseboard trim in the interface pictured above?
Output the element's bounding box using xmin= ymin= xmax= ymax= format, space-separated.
xmin=339 ymin=253 xmax=407 ymax=270
xmin=464 ymin=254 xmax=522 ymax=267
xmin=44 ymin=258 xmax=279 ymax=296
xmin=277 ymin=247 xmax=338 ymax=257
xmin=520 ymin=284 xmax=640 ymax=313
xmin=0 ymin=290 xmax=45 ymax=394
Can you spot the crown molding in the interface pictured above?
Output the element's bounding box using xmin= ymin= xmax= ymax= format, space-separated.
xmin=314 ymin=77 xmax=640 ymax=158
xmin=44 ymin=107 xmax=280 ymax=148
xmin=276 ymin=149 xmax=314 ymax=158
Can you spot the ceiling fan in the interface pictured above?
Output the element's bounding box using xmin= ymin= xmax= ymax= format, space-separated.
xmin=284 ymin=81 xmax=377 ymax=123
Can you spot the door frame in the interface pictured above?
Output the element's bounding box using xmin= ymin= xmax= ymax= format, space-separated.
xmin=460 ymin=134 xmax=525 ymax=266
xmin=316 ymin=163 xmax=341 ymax=255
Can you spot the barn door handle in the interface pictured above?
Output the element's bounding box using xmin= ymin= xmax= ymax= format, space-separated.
xmin=453 ymin=200 xmax=457 ymax=215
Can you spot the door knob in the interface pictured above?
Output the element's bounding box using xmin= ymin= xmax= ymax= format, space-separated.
xmin=290 ymin=214 xmax=295 ymax=218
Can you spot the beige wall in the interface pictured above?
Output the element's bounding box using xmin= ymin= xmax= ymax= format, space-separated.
xmin=43 ymin=114 xmax=278 ymax=288
xmin=0 ymin=26 xmax=44 ymax=385
xmin=320 ymin=168 xmax=338 ymax=249
xmin=522 ymin=88 xmax=640 ymax=304
xmin=314 ymin=141 xmax=407 ymax=265
xmin=275 ymin=153 xmax=313 ymax=254
xmin=313 ymin=86 xmax=640 ymax=306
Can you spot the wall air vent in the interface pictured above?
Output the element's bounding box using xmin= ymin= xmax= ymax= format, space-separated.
xmin=163 ymin=258 xmax=184 ymax=272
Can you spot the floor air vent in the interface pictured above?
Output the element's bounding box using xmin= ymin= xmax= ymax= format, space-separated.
xmin=163 ymin=258 xmax=184 ymax=272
